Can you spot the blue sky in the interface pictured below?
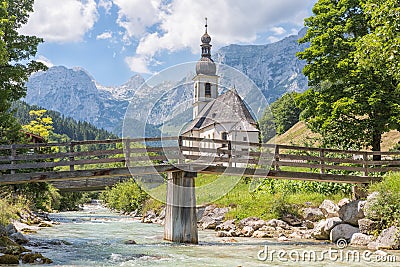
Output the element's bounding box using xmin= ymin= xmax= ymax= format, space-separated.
xmin=20 ymin=0 xmax=317 ymax=86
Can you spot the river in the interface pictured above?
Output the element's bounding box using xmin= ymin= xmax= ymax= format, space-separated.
xmin=24 ymin=204 xmax=400 ymax=267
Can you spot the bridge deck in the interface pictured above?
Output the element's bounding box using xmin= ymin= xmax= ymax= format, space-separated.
xmin=1 ymin=136 xmax=399 ymax=190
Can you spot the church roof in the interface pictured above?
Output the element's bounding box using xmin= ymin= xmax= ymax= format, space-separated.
xmin=182 ymin=89 xmax=259 ymax=134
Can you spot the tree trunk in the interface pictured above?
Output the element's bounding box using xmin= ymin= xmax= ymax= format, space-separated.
xmin=372 ymin=129 xmax=381 ymax=161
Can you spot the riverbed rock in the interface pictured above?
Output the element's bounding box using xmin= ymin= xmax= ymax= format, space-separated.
xmin=124 ymin=240 xmax=137 ymax=245
xmin=22 ymin=253 xmax=53 ymax=264
xmin=302 ymin=207 xmax=324 ymax=221
xmin=238 ymin=217 xmax=266 ymax=231
xmin=241 ymin=226 xmax=255 ymax=237
xmin=215 ymin=219 xmax=236 ymax=231
xmin=312 ymin=217 xmax=343 ymax=240
xmin=350 ymin=233 xmax=373 ymax=246
xmin=142 ymin=210 xmax=157 ymax=223
xmin=199 ymin=206 xmax=228 ymax=229
xmin=358 ymin=218 xmax=379 ymax=235
xmin=337 ymin=198 xmax=350 ymax=207
xmin=330 ymin=224 xmax=359 ymax=243
xmin=302 ymin=220 xmax=314 ymax=229
xmin=5 ymin=224 xmax=17 ymax=236
xmin=319 ymin=200 xmax=339 ymax=217
xmin=38 ymin=222 xmax=53 ymax=228
xmin=252 ymin=230 xmax=273 ymax=238
xmin=10 ymin=232 xmax=29 ymax=244
xmin=265 ymin=219 xmax=290 ymax=230
xmin=199 ymin=216 xmax=218 ymax=229
xmin=367 ymin=226 xmax=400 ymax=250
xmin=338 ymin=200 xmax=365 ymax=226
xmin=281 ymin=214 xmax=302 ymax=226
xmin=0 ymin=254 xmax=19 ymax=264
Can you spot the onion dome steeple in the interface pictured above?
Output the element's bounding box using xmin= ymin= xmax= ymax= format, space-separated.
xmin=196 ymin=18 xmax=216 ymax=76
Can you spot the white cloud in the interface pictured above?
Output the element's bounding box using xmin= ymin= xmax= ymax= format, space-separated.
xmin=19 ymin=0 xmax=98 ymax=43
xmin=98 ymin=0 xmax=113 ymax=14
xmin=115 ymin=0 xmax=312 ymax=72
xmin=125 ymin=55 xmax=152 ymax=74
xmin=36 ymin=55 xmax=54 ymax=67
xmin=113 ymin=0 xmax=161 ymax=38
xmin=97 ymin=31 xmax=113 ymax=40
xmin=271 ymin=27 xmax=286 ymax=35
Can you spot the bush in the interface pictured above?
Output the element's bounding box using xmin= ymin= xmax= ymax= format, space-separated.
xmin=259 ymin=178 xmax=352 ymax=196
xmin=100 ymin=179 xmax=148 ymax=213
xmin=0 ymin=192 xmax=28 ymax=226
xmin=367 ymin=172 xmax=400 ymax=229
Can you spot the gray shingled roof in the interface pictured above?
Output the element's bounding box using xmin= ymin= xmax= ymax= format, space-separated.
xmin=182 ymin=89 xmax=258 ymax=134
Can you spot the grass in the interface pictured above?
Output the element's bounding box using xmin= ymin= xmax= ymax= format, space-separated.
xmin=270 ymin=121 xmax=400 ymax=151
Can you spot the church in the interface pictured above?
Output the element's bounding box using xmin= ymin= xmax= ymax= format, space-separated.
xmin=181 ymin=21 xmax=259 ymax=149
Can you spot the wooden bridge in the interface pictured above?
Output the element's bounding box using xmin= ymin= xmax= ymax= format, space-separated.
xmin=1 ymin=136 xmax=399 ymax=243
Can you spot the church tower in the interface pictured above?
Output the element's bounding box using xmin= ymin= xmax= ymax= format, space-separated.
xmin=193 ymin=18 xmax=219 ymax=119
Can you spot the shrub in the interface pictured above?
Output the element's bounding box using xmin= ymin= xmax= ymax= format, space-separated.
xmin=367 ymin=172 xmax=400 ymax=229
xmin=100 ymin=179 xmax=148 ymax=213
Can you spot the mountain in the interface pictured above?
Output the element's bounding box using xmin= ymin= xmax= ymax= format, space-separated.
xmin=215 ymin=28 xmax=308 ymax=102
xmin=23 ymin=29 xmax=309 ymax=136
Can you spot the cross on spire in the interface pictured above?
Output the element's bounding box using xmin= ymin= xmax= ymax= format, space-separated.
xmin=205 ymin=17 xmax=208 ymax=33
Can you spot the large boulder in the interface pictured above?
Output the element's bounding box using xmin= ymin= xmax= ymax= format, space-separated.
xmin=10 ymin=232 xmax=29 ymax=244
xmin=319 ymin=200 xmax=339 ymax=218
xmin=265 ymin=219 xmax=290 ymax=230
xmin=281 ymin=214 xmax=302 ymax=226
xmin=238 ymin=217 xmax=266 ymax=231
xmin=330 ymin=224 xmax=359 ymax=243
xmin=215 ymin=219 xmax=236 ymax=232
xmin=338 ymin=200 xmax=365 ymax=226
xmin=199 ymin=205 xmax=229 ymax=229
xmin=358 ymin=218 xmax=379 ymax=235
xmin=302 ymin=207 xmax=324 ymax=221
xmin=350 ymin=233 xmax=373 ymax=246
xmin=5 ymin=224 xmax=17 ymax=236
xmin=240 ymin=226 xmax=255 ymax=237
xmin=199 ymin=216 xmax=218 ymax=229
xmin=367 ymin=226 xmax=400 ymax=250
xmin=312 ymin=217 xmax=343 ymax=240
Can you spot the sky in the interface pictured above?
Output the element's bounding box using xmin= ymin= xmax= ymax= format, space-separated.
xmin=19 ymin=0 xmax=317 ymax=86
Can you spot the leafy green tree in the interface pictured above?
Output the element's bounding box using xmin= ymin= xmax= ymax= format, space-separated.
xmin=259 ymin=92 xmax=301 ymax=142
xmin=297 ymin=0 xmax=400 ymax=157
xmin=0 ymin=0 xmax=46 ymax=144
xmin=22 ymin=109 xmax=53 ymax=140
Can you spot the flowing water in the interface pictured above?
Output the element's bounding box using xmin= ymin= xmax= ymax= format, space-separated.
xmin=24 ymin=203 xmax=400 ymax=267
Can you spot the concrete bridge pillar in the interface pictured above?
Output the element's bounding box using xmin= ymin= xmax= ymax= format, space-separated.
xmin=164 ymin=171 xmax=198 ymax=244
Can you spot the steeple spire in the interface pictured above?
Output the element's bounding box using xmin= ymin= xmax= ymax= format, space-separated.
xmin=201 ymin=17 xmax=212 ymax=58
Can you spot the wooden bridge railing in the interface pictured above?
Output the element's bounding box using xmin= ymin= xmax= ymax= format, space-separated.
xmin=1 ymin=136 xmax=400 ymax=185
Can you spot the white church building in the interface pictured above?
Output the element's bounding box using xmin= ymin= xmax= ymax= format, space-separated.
xmin=181 ymin=22 xmax=259 ymax=151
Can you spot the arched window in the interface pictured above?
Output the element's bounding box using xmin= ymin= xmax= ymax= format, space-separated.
xmin=205 ymin=83 xmax=211 ymax=97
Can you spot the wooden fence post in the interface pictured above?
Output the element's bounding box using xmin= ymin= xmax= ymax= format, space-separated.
xmin=69 ymin=143 xmax=75 ymax=171
xmin=178 ymin=136 xmax=183 ymax=164
xmin=228 ymin=140 xmax=232 ymax=167
xmin=363 ymin=152 xmax=369 ymax=176
xmin=320 ymin=149 xmax=325 ymax=174
xmin=125 ymin=139 xmax=131 ymax=167
xmin=10 ymin=144 xmax=16 ymax=174
xmin=274 ymin=145 xmax=280 ymax=171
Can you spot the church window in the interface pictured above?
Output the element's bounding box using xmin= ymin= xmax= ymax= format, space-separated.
xmin=205 ymin=83 xmax=211 ymax=97
xmin=221 ymin=132 xmax=227 ymax=148
xmin=243 ymin=136 xmax=247 ymax=141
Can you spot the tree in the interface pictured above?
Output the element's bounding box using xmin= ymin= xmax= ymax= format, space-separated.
xmin=22 ymin=109 xmax=53 ymax=140
xmin=297 ymin=0 xmax=400 ymax=157
xmin=0 ymin=0 xmax=46 ymax=144
xmin=259 ymin=92 xmax=301 ymax=142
